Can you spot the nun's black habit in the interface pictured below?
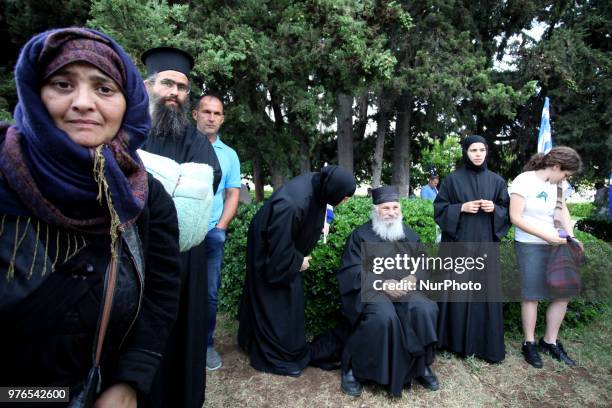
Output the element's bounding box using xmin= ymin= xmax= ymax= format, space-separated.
xmin=433 ymin=135 xmax=510 ymax=363
xmin=237 ymin=166 xmax=356 ymax=375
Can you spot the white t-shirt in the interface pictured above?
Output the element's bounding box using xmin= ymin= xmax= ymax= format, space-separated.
xmin=508 ymin=171 xmax=567 ymax=243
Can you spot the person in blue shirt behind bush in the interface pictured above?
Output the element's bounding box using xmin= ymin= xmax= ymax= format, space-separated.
xmin=192 ymin=94 xmax=242 ymax=372
xmin=420 ymin=174 xmax=439 ymax=201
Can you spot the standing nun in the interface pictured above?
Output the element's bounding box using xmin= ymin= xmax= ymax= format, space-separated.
xmin=238 ymin=165 xmax=356 ymax=377
xmin=434 ymin=135 xmax=510 ymax=363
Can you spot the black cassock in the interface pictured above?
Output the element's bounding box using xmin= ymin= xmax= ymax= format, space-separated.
xmin=237 ymin=173 xmax=325 ymax=374
xmin=144 ymin=124 xmax=221 ymax=408
xmin=337 ymin=221 xmax=438 ymax=396
xmin=433 ymin=166 xmax=510 ymax=363
xmin=237 ymin=167 xmax=356 ymax=375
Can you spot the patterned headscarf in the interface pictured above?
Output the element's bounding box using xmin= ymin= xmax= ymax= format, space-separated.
xmin=0 ymin=28 xmax=150 ymax=237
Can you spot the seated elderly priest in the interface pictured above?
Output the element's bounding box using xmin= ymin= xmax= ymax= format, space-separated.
xmin=336 ymin=186 xmax=439 ymax=397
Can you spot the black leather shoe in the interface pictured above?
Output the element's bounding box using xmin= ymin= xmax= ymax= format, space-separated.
xmin=416 ymin=365 xmax=439 ymax=391
xmin=270 ymin=368 xmax=302 ymax=377
xmin=539 ymin=338 xmax=576 ymax=366
xmin=284 ymin=369 xmax=302 ymax=377
xmin=522 ymin=341 xmax=543 ymax=368
xmin=313 ymin=361 xmax=342 ymax=371
xmin=341 ymin=369 xmax=363 ymax=397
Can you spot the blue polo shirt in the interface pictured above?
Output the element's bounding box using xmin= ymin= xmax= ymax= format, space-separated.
xmin=209 ymin=136 xmax=241 ymax=230
xmin=420 ymin=184 xmax=438 ymax=201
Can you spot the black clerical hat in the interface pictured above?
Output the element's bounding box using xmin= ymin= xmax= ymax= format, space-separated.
xmin=372 ymin=186 xmax=400 ymax=205
xmin=141 ymin=46 xmax=194 ymax=77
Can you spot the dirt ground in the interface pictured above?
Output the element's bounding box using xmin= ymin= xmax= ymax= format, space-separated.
xmin=205 ymin=312 xmax=611 ymax=408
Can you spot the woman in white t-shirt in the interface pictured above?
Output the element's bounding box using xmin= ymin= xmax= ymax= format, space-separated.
xmin=509 ymin=146 xmax=582 ymax=369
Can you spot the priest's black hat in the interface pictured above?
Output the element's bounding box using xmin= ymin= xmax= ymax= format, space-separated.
xmin=141 ymin=46 xmax=194 ymax=77
xmin=372 ymin=186 xmax=400 ymax=205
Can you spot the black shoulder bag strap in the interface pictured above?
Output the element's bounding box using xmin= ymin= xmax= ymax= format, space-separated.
xmin=68 ymin=238 xmax=122 ymax=408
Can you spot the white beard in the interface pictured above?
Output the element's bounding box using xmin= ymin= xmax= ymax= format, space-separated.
xmin=371 ymin=207 xmax=405 ymax=241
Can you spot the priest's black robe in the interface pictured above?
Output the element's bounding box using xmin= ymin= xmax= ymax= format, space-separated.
xmin=433 ymin=166 xmax=510 ymax=363
xmin=237 ymin=172 xmax=345 ymax=375
xmin=144 ymin=124 xmax=221 ymax=408
xmin=336 ymin=221 xmax=438 ymax=396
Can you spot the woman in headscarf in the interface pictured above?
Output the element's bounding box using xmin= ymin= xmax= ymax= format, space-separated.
xmin=238 ymin=165 xmax=356 ymax=377
xmin=0 ymin=28 xmax=180 ymax=407
xmin=434 ymin=135 xmax=510 ymax=363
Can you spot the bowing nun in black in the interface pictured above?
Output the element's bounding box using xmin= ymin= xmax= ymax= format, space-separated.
xmin=238 ymin=166 xmax=356 ymax=376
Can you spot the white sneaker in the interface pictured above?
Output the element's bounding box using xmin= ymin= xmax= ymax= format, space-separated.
xmin=206 ymin=346 xmax=222 ymax=371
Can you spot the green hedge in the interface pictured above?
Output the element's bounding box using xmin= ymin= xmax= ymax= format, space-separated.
xmin=567 ymin=202 xmax=595 ymax=219
xmin=220 ymin=197 xmax=610 ymax=336
xmin=217 ymin=202 xmax=264 ymax=319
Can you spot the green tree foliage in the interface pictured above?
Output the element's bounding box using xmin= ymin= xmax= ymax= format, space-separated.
xmin=362 ymin=0 xmax=541 ymax=193
xmin=0 ymin=0 xmax=91 ymax=110
xmin=411 ymin=134 xmax=463 ymax=187
xmin=187 ymin=1 xmax=400 ymax=190
xmin=88 ymin=0 xmax=190 ymax=66
xmin=505 ymin=0 xmax=611 ymax=183
xmin=3 ymin=0 xmax=91 ymax=48
xmin=0 ymin=0 xmax=608 ymax=190
xmin=0 ymin=68 xmax=15 ymax=123
xmin=0 ymin=107 xmax=13 ymax=123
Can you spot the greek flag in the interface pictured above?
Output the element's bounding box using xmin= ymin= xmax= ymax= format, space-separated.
xmin=537 ymin=97 xmax=553 ymax=154
xmin=322 ymin=162 xmax=334 ymax=243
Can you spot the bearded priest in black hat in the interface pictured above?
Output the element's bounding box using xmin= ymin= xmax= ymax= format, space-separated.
xmin=142 ymin=46 xmax=221 ymax=192
xmin=141 ymin=46 xmax=221 ymax=408
xmin=335 ymin=186 xmax=440 ymax=397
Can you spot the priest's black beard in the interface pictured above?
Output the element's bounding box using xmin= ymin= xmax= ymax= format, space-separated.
xmin=149 ymin=94 xmax=190 ymax=141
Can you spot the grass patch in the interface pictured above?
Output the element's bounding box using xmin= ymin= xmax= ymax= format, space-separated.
xmin=206 ymin=307 xmax=611 ymax=407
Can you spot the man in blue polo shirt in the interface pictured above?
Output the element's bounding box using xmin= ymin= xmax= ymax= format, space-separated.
xmin=193 ymin=94 xmax=241 ymax=370
xmin=420 ymin=174 xmax=439 ymax=201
